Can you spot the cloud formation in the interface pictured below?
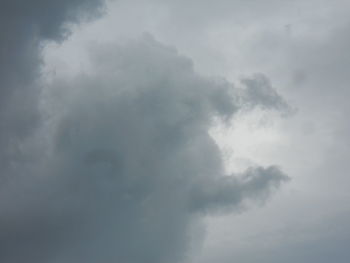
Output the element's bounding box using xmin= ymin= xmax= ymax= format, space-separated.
xmin=6 ymin=35 xmax=286 ymax=263
xmin=0 ymin=1 xmax=289 ymax=262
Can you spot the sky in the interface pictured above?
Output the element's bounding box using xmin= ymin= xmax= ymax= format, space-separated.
xmin=1 ymin=0 xmax=350 ymax=262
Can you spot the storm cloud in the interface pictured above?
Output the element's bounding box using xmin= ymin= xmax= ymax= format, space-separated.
xmin=0 ymin=0 xmax=104 ymax=178
xmin=0 ymin=1 xmax=290 ymax=263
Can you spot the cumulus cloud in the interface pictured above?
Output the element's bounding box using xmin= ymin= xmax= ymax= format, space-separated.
xmin=0 ymin=1 xmax=289 ymax=262
xmin=0 ymin=35 xmax=287 ymax=263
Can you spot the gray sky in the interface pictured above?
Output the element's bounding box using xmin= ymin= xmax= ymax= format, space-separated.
xmin=1 ymin=0 xmax=350 ymax=262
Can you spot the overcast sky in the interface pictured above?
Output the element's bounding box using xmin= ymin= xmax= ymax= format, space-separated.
xmin=1 ymin=0 xmax=350 ymax=262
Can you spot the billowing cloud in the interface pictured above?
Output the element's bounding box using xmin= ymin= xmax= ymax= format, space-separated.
xmin=0 ymin=35 xmax=288 ymax=263
xmin=0 ymin=1 xmax=289 ymax=262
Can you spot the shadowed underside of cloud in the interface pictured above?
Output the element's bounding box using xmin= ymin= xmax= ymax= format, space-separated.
xmin=0 ymin=1 xmax=289 ymax=262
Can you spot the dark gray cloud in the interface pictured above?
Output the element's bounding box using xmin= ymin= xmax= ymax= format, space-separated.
xmin=0 ymin=0 xmax=291 ymax=262
xmin=0 ymin=0 xmax=104 ymax=180
xmin=0 ymin=32 xmax=288 ymax=262
xmin=0 ymin=0 xmax=102 ymax=261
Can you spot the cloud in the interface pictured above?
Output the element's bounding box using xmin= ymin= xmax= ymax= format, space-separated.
xmin=0 ymin=0 xmax=104 ymax=181
xmin=239 ymin=74 xmax=292 ymax=114
xmin=0 ymin=35 xmax=287 ymax=263
xmin=0 ymin=1 xmax=289 ymax=262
